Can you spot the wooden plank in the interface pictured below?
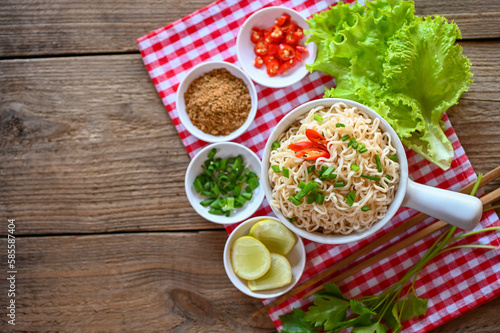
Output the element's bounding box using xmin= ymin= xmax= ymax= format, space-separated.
xmin=0 ymin=0 xmax=499 ymax=57
xmin=1 ymin=43 xmax=499 ymax=235
xmin=0 ymin=232 xmax=275 ymax=331
xmin=0 ymin=53 xmax=213 ymax=234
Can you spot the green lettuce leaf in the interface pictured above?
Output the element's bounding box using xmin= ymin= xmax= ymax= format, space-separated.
xmin=306 ymin=0 xmax=473 ymax=170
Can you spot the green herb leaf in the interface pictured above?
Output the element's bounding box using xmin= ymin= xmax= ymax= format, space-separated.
xmin=280 ymin=308 xmax=316 ymax=333
xmin=305 ymin=294 xmax=349 ymax=330
xmin=352 ymin=321 xmax=388 ymax=333
xmin=395 ymin=294 xmax=428 ymax=322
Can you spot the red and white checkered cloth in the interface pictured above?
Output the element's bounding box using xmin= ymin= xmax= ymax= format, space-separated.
xmin=137 ymin=0 xmax=500 ymax=331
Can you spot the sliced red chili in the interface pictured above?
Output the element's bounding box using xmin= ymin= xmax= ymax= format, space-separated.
xmin=278 ymin=43 xmax=296 ymax=61
xmin=266 ymin=59 xmax=280 ymax=77
xmin=254 ymin=55 xmax=264 ymax=69
xmin=281 ymin=23 xmax=295 ymax=33
xmin=295 ymin=45 xmax=309 ymax=54
xmin=254 ymin=40 xmax=268 ymax=56
xmin=288 ymin=141 xmax=325 ymax=152
xmin=295 ymin=148 xmax=330 ymax=160
xmin=285 ymin=32 xmax=299 ymax=45
xmin=263 ymin=55 xmax=277 ymax=66
xmin=268 ymin=43 xmax=279 ymax=56
xmin=250 ymin=27 xmax=263 ymax=44
xmin=292 ymin=27 xmax=304 ymax=40
xmin=276 ymin=13 xmax=291 ymax=27
xmin=295 ymin=50 xmax=302 ymax=62
xmin=306 ymin=129 xmax=329 ymax=147
xmin=277 ymin=58 xmax=297 ymax=75
xmin=269 ymin=26 xmax=284 ymax=41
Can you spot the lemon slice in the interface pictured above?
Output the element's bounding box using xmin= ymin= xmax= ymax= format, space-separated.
xmin=249 ymin=219 xmax=296 ymax=255
xmin=248 ymin=253 xmax=292 ymax=291
xmin=231 ymin=236 xmax=271 ymax=280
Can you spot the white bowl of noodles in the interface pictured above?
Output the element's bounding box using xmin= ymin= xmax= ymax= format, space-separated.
xmin=261 ymin=98 xmax=483 ymax=244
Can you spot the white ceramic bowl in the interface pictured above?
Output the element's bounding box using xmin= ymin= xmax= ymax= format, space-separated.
xmin=236 ymin=6 xmax=317 ymax=88
xmin=185 ymin=142 xmax=265 ymax=224
xmin=261 ymin=98 xmax=483 ymax=244
xmin=176 ymin=61 xmax=258 ymax=143
xmin=223 ymin=216 xmax=306 ymax=299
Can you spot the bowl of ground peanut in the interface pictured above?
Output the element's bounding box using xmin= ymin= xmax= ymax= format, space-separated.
xmin=176 ymin=61 xmax=258 ymax=143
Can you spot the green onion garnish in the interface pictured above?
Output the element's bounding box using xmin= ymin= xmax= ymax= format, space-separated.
xmin=314 ymin=114 xmax=324 ymax=123
xmin=295 ymin=181 xmax=319 ymax=201
xmin=200 ymin=198 xmax=215 ymax=207
xmin=346 ymin=190 xmax=356 ymax=206
xmin=315 ymin=192 xmax=325 ymax=205
xmin=282 ymin=167 xmax=290 ymax=178
xmin=336 ymin=123 xmax=345 ymax=128
xmin=341 ymin=134 xmax=350 ymax=142
xmin=359 ymin=147 xmax=368 ymax=153
xmin=351 ymin=163 xmax=360 ymax=172
xmin=193 ymin=178 xmax=203 ymax=193
xmin=320 ymin=166 xmax=336 ymax=180
xmin=307 ymin=165 xmax=316 ymax=174
xmin=241 ymin=192 xmax=253 ymax=200
xmin=289 ymin=195 xmax=301 ymax=206
xmin=361 ymin=174 xmax=382 ymax=182
xmin=207 ymin=148 xmax=217 ymax=159
xmin=271 ymin=165 xmax=280 ymax=173
xmin=361 ymin=205 xmax=371 ymax=212
xmin=388 ymin=155 xmax=399 ymax=162
xmin=290 ymin=217 xmax=297 ymax=223
xmin=298 ymin=181 xmax=307 ymax=189
xmin=272 ymin=141 xmax=280 ymax=150
xmin=375 ymin=155 xmax=382 ymax=172
xmin=248 ymin=176 xmax=259 ymax=190
xmin=306 ymin=192 xmax=316 ymax=204
xmin=334 ymin=181 xmax=345 ymax=187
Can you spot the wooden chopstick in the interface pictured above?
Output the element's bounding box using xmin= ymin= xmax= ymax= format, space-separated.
xmin=252 ymin=166 xmax=500 ymax=318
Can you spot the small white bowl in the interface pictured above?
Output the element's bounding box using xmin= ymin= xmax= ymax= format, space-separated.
xmin=176 ymin=61 xmax=258 ymax=143
xmin=223 ymin=216 xmax=306 ymax=299
xmin=236 ymin=6 xmax=317 ymax=88
xmin=185 ymin=142 xmax=265 ymax=224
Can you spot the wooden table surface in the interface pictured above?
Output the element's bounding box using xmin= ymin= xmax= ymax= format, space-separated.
xmin=1 ymin=0 xmax=499 ymax=331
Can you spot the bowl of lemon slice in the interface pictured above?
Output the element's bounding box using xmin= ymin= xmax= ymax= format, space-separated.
xmin=223 ymin=216 xmax=306 ymax=298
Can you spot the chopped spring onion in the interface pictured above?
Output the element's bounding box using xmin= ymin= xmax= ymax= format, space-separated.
xmin=200 ymin=198 xmax=215 ymax=207
xmin=314 ymin=114 xmax=324 ymax=123
xmin=207 ymin=148 xmax=217 ymax=160
xmin=248 ymin=177 xmax=260 ymax=190
xmin=193 ymin=178 xmax=203 ymax=193
xmin=289 ymin=195 xmax=301 ymax=206
xmin=351 ymin=163 xmax=360 ymax=172
xmin=361 ymin=174 xmax=382 ymax=182
xmin=290 ymin=217 xmax=297 ymax=223
xmin=346 ymin=190 xmax=356 ymax=206
xmin=272 ymin=141 xmax=280 ymax=150
xmin=361 ymin=205 xmax=371 ymax=212
xmin=307 ymin=165 xmax=316 ymax=174
xmin=334 ymin=180 xmax=345 ymax=187
xmin=375 ymin=155 xmax=382 ymax=172
xmin=306 ymin=192 xmax=316 ymax=204
xmin=341 ymin=134 xmax=350 ymax=142
xmin=271 ymin=165 xmax=281 ymax=173
xmin=388 ymin=155 xmax=399 ymax=162
xmin=315 ymin=192 xmax=325 ymax=204
xmin=336 ymin=123 xmax=345 ymax=128
xmin=295 ymin=181 xmax=319 ymax=201
xmin=282 ymin=167 xmax=290 ymax=178
xmin=320 ymin=166 xmax=336 ymax=180
xmin=298 ymin=180 xmax=307 ymax=189
xmin=241 ymin=192 xmax=253 ymax=200
xmin=359 ymin=147 xmax=368 ymax=154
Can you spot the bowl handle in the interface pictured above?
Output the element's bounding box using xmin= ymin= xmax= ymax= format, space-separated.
xmin=402 ymin=179 xmax=483 ymax=230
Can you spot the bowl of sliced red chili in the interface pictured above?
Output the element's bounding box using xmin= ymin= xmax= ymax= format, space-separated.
xmin=236 ymin=6 xmax=316 ymax=88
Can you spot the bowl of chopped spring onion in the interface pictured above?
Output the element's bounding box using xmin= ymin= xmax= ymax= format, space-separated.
xmin=185 ymin=142 xmax=265 ymax=224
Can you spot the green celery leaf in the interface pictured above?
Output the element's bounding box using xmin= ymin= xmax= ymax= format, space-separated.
xmin=280 ymin=308 xmax=316 ymax=333
xmin=394 ymin=294 xmax=428 ymax=322
xmin=304 ymin=295 xmax=349 ymax=330
xmin=381 ymin=302 xmax=401 ymax=330
xmin=352 ymin=321 xmax=387 ymax=333
xmin=351 ymin=299 xmax=376 ymax=316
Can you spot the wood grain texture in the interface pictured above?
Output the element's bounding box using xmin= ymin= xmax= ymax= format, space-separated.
xmin=0 ymin=53 xmax=215 ymax=235
xmin=1 ymin=0 xmax=499 ymax=57
xmin=0 ymin=232 xmax=275 ymax=332
xmin=1 ymin=42 xmax=499 ymax=236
